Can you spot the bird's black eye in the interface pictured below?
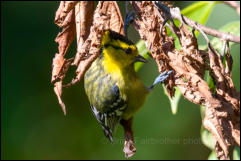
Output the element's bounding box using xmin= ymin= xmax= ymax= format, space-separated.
xmin=124 ymin=48 xmax=132 ymax=54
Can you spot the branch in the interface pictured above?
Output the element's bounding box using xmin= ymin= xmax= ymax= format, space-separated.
xmin=181 ymin=15 xmax=240 ymax=43
xmin=153 ymin=1 xmax=240 ymax=43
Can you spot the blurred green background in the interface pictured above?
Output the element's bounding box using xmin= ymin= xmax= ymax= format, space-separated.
xmin=1 ymin=1 xmax=240 ymax=160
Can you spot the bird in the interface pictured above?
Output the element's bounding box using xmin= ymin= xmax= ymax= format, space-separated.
xmin=84 ymin=30 xmax=172 ymax=143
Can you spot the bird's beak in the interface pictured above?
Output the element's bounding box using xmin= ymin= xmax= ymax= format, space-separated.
xmin=135 ymin=55 xmax=147 ymax=63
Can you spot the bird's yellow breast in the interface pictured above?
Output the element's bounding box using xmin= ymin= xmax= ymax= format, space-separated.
xmin=102 ymin=55 xmax=149 ymax=120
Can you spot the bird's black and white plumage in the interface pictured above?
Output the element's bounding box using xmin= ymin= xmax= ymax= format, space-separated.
xmin=84 ymin=56 xmax=128 ymax=142
xmin=89 ymin=84 xmax=127 ymax=143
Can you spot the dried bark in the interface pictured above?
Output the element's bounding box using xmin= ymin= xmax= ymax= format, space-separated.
xmin=51 ymin=1 xmax=240 ymax=159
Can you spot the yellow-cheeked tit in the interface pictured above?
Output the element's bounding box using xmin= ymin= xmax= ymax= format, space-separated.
xmin=84 ymin=30 xmax=172 ymax=143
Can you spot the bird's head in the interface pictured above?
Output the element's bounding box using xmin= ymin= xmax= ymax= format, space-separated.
xmin=101 ymin=30 xmax=146 ymax=68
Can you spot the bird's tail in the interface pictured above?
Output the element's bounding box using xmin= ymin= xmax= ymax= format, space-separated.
xmin=102 ymin=126 xmax=114 ymax=143
xmin=101 ymin=114 xmax=121 ymax=144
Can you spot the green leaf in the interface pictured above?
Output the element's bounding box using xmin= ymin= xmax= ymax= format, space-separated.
xmin=208 ymin=151 xmax=218 ymax=160
xmin=170 ymin=1 xmax=219 ymax=50
xmin=198 ymin=44 xmax=207 ymax=50
xmin=135 ymin=40 xmax=150 ymax=71
xmin=181 ymin=1 xmax=219 ymax=25
xmin=163 ymin=85 xmax=182 ymax=115
xmin=233 ymin=147 xmax=240 ymax=160
xmin=205 ymin=70 xmax=216 ymax=94
xmin=211 ymin=21 xmax=240 ymax=53
xmin=200 ymin=106 xmax=206 ymax=119
xmin=182 ymin=1 xmax=218 ymax=37
xmin=201 ymin=123 xmax=215 ymax=150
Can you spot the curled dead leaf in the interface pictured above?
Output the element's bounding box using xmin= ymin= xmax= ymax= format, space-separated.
xmin=55 ymin=9 xmax=76 ymax=56
xmin=54 ymin=81 xmax=66 ymax=115
xmin=51 ymin=53 xmax=72 ymax=115
xmin=51 ymin=53 xmax=65 ymax=83
xmin=69 ymin=1 xmax=124 ymax=86
xmin=75 ymin=1 xmax=94 ymax=46
xmin=51 ymin=53 xmax=73 ymax=83
xmin=55 ymin=1 xmax=78 ymax=27
xmin=131 ymin=1 xmax=240 ymax=159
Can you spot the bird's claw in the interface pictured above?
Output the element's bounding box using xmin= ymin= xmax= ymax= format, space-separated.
xmin=149 ymin=70 xmax=173 ymax=89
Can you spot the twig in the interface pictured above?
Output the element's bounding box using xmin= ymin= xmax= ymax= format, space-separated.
xmin=153 ymin=1 xmax=240 ymax=43
xmin=181 ymin=15 xmax=240 ymax=43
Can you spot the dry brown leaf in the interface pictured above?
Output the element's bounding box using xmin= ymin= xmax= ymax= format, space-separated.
xmin=51 ymin=53 xmax=73 ymax=83
xmin=52 ymin=2 xmax=77 ymax=114
xmin=55 ymin=1 xmax=78 ymax=27
xmin=109 ymin=2 xmax=125 ymax=35
xmin=73 ymin=1 xmax=124 ymax=66
xmin=52 ymin=8 xmax=76 ymax=84
xmin=131 ymin=1 xmax=239 ymax=159
xmin=75 ymin=1 xmax=95 ymax=46
xmin=53 ymin=1 xmax=126 ymax=117
xmin=131 ymin=1 xmax=175 ymax=97
xmin=54 ymin=81 xmax=66 ymax=115
xmin=52 ymin=54 xmax=73 ymax=115
xmin=51 ymin=53 xmax=65 ymax=83
xmin=55 ymin=9 xmax=76 ymax=56
xmin=67 ymin=1 xmax=124 ymax=87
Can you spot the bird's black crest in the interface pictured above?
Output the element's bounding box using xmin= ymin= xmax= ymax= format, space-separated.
xmin=108 ymin=30 xmax=134 ymax=46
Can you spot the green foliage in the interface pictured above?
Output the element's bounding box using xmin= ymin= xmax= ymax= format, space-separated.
xmin=181 ymin=1 xmax=219 ymax=25
xmin=211 ymin=21 xmax=240 ymax=53
xmin=200 ymin=21 xmax=240 ymax=51
xmin=163 ymin=86 xmax=182 ymax=115
xmin=207 ymin=147 xmax=240 ymax=160
xmin=182 ymin=1 xmax=219 ymax=37
xmin=135 ymin=40 xmax=150 ymax=71
xmin=233 ymin=147 xmax=240 ymax=160
xmin=171 ymin=1 xmax=219 ymax=49
xmin=200 ymin=124 xmax=215 ymax=150
xmin=208 ymin=151 xmax=218 ymax=160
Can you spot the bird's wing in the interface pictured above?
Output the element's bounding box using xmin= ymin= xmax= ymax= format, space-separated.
xmin=90 ymin=84 xmax=127 ymax=143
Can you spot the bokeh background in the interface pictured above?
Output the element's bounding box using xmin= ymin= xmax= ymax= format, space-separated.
xmin=1 ymin=1 xmax=240 ymax=160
